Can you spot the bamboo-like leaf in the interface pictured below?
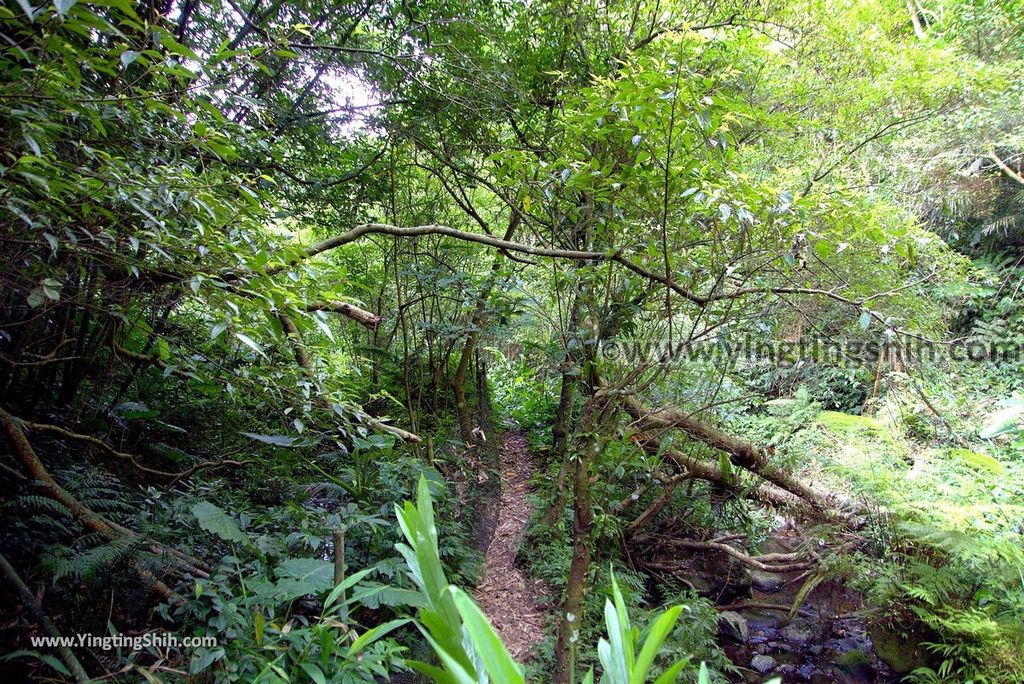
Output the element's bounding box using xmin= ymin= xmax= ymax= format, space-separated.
xmin=652 ymin=660 xmax=686 ymax=684
xmin=324 ymin=566 xmax=375 ymax=609
xmin=630 ymin=605 xmax=682 ymax=684
xmin=610 ymin=572 xmax=635 ymax=670
xmin=347 ymin=618 xmax=411 ymax=656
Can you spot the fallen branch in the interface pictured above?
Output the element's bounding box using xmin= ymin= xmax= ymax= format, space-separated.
xmin=112 ymin=341 xmax=193 ymax=380
xmin=624 ymin=473 xmax=690 ymax=538
xmin=988 ymin=150 xmax=1024 ymax=185
xmin=623 ymin=394 xmax=849 ymax=520
xmin=717 ymin=601 xmax=814 ymax=618
xmin=661 ymin=539 xmax=814 ymax=573
xmin=630 ymin=431 xmax=812 ymax=512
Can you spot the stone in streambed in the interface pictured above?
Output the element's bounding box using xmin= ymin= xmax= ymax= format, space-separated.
xmin=782 ymin=625 xmax=813 ymax=643
xmin=751 ymin=654 xmax=777 ymax=673
xmin=718 ymin=610 xmax=749 ymax=643
xmin=750 ymin=570 xmax=785 ymax=593
xmin=832 ymin=649 xmax=876 ymax=684
xmin=867 ymin=621 xmax=928 ymax=674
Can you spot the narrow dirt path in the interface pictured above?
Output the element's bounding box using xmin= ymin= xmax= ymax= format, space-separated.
xmin=473 ymin=429 xmax=546 ymax=662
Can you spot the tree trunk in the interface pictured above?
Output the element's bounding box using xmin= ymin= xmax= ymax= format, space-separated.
xmin=542 ymin=369 xmax=576 ymax=526
xmin=553 ymin=405 xmax=600 ymax=684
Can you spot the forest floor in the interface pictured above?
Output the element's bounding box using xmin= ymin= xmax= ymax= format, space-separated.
xmin=472 ymin=429 xmax=547 ymax=662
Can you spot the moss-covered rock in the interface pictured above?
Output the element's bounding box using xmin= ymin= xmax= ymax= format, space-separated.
xmin=868 ymin=622 xmax=928 ymax=674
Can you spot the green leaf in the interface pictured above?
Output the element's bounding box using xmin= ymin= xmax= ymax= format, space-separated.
xmin=948 ymin=448 xmax=1005 ymax=474
xmin=53 ymin=0 xmax=77 ymax=17
xmin=631 ymin=605 xmax=682 ymax=684
xmin=299 ymin=662 xmax=326 ymax=684
xmin=114 ymin=401 xmax=159 ymax=419
xmin=347 ymin=618 xmax=410 ymax=656
xmin=190 ymin=501 xmax=252 ymax=546
xmin=859 ymin=309 xmax=871 ymax=331
xmin=324 ymin=566 xmax=376 ymax=609
xmin=652 ymin=661 xmax=686 ymax=684
xmin=235 ymin=332 xmax=267 ymax=358
xmin=274 ymin=558 xmax=334 ymax=593
xmin=610 ymin=572 xmax=635 ymax=671
xmin=240 ymin=432 xmax=298 ymax=447
xmin=980 ymin=400 xmax=1024 ymax=439
xmin=14 ymin=0 xmax=34 ymax=21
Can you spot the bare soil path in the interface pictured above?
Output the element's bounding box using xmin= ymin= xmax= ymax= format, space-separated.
xmin=472 ymin=429 xmax=546 ymax=662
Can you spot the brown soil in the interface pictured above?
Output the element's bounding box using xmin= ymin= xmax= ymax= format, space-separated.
xmin=472 ymin=429 xmax=547 ymax=662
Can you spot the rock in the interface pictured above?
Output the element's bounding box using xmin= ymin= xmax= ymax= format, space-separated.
xmin=751 ymin=654 xmax=777 ymax=674
xmin=685 ymin=550 xmax=752 ymax=603
xmin=808 ymin=644 xmax=824 ymax=655
xmin=867 ymin=622 xmax=927 ymax=674
xmin=718 ymin=611 xmax=749 ymax=644
xmin=782 ymin=625 xmax=812 ymax=643
xmin=837 ymin=636 xmax=860 ymax=650
xmin=750 ymin=570 xmax=785 ymax=593
xmin=832 ymin=649 xmax=875 ymax=684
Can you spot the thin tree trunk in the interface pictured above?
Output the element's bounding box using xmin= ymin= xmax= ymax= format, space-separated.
xmin=542 ymin=370 xmax=576 ymax=526
xmin=553 ymin=398 xmax=603 ymax=684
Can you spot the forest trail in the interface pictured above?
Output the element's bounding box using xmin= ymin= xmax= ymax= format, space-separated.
xmin=472 ymin=429 xmax=546 ymax=662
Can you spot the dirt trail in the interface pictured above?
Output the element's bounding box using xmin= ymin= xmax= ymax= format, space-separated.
xmin=472 ymin=429 xmax=546 ymax=662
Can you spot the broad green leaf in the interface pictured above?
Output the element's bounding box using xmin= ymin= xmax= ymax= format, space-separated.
xmin=631 ymin=605 xmax=682 ymax=684
xmin=235 ymin=332 xmax=267 ymax=358
xmin=274 ymin=558 xmax=334 ymax=593
xmin=190 ymin=501 xmax=251 ymax=546
xmin=240 ymin=432 xmax=298 ymax=447
xmin=299 ymin=662 xmax=326 ymax=684
xmin=450 ymin=587 xmax=524 ymax=684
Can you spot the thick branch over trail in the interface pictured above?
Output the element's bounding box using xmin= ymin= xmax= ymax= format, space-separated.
xmin=296 ymin=223 xmax=939 ymax=343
